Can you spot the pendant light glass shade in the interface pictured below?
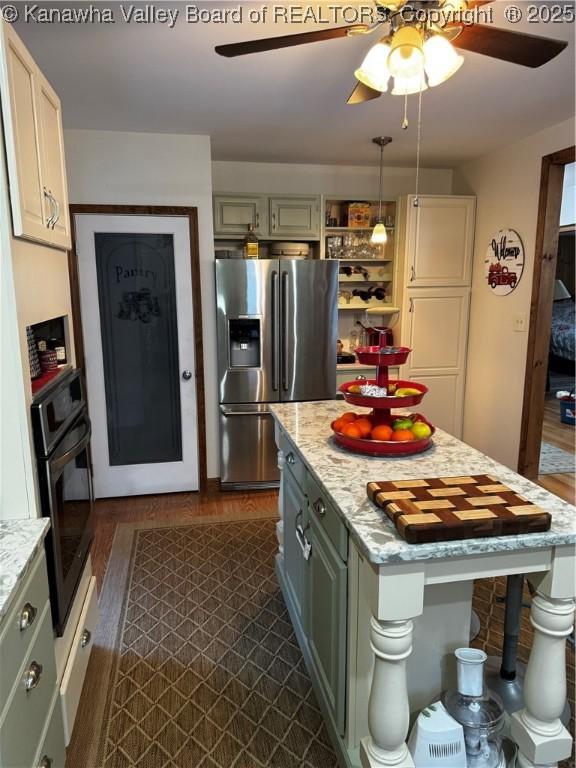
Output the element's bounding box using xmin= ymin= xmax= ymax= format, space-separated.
xmin=423 ymin=34 xmax=464 ymax=87
xmin=391 ymin=72 xmax=428 ymax=95
xmin=354 ymin=41 xmax=391 ymax=92
xmin=371 ymin=222 xmax=388 ymax=244
xmin=387 ymin=26 xmax=424 ymax=79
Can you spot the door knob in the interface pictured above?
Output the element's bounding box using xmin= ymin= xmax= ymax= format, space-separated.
xmin=182 ymin=370 xmax=192 ymax=380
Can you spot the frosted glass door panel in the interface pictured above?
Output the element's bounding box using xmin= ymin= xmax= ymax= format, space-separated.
xmin=95 ymin=233 xmax=181 ymax=466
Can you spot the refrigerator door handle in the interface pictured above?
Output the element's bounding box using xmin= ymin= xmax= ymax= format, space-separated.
xmin=281 ymin=271 xmax=289 ymax=392
xmin=271 ymin=270 xmax=279 ymax=392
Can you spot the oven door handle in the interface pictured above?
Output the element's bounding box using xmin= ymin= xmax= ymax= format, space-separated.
xmin=50 ymin=416 xmax=92 ymax=474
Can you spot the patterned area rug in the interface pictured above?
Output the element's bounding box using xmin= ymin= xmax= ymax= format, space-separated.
xmin=66 ymin=518 xmax=338 ymax=768
xmin=539 ymin=442 xmax=576 ymax=475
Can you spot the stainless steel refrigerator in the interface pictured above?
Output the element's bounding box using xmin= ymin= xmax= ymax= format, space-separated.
xmin=216 ymin=259 xmax=338 ymax=489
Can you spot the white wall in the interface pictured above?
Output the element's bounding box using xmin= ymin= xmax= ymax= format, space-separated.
xmin=64 ymin=129 xmax=219 ymax=478
xmin=453 ymin=117 xmax=575 ymax=469
xmin=212 ymin=161 xmax=453 ymax=197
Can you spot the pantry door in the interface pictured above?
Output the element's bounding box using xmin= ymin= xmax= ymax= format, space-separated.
xmin=73 ymin=211 xmax=203 ymax=498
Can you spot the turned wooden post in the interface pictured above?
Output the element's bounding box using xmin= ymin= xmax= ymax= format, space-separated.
xmin=511 ymin=592 xmax=575 ymax=767
xmin=360 ymin=617 xmax=415 ymax=768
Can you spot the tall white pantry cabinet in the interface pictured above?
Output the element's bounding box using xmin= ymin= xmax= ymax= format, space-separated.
xmin=396 ymin=195 xmax=476 ymax=438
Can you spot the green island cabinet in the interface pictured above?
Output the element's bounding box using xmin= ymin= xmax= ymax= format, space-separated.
xmin=277 ymin=432 xmax=348 ymax=737
xmin=0 ymin=550 xmax=66 ymax=768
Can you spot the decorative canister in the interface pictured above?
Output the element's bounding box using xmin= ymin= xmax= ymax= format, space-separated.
xmin=39 ymin=349 xmax=58 ymax=372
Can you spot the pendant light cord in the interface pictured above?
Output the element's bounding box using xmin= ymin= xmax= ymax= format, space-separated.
xmin=378 ymin=141 xmax=384 ymax=222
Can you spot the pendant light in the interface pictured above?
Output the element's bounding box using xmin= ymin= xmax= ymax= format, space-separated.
xmin=371 ymin=137 xmax=392 ymax=244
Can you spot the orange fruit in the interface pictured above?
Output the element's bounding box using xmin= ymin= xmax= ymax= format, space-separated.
xmin=354 ymin=418 xmax=373 ymax=438
xmin=392 ymin=429 xmax=415 ymax=442
xmin=340 ymin=412 xmax=358 ymax=423
xmin=371 ymin=424 xmax=393 ymax=441
xmin=332 ymin=418 xmax=346 ymax=433
xmin=342 ymin=423 xmax=363 ymax=438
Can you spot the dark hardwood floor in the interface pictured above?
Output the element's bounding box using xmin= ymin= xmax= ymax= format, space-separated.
xmin=537 ymin=396 xmax=575 ymax=504
xmin=90 ymin=488 xmax=278 ymax=589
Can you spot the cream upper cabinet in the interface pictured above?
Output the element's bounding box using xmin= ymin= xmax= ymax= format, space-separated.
xmin=0 ymin=20 xmax=70 ymax=250
xmin=403 ymin=195 xmax=475 ymax=287
xmin=35 ymin=70 xmax=70 ymax=249
xmin=213 ymin=195 xmax=267 ymax=237
xmin=269 ymin=196 xmax=320 ymax=238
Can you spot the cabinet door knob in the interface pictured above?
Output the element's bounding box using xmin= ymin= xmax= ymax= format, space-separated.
xmin=19 ymin=602 xmax=37 ymax=632
xmin=182 ymin=370 xmax=192 ymax=380
xmin=286 ymin=452 xmax=296 ymax=465
xmin=80 ymin=629 xmax=92 ymax=648
xmin=313 ymin=498 xmax=326 ymax=517
xmin=23 ymin=661 xmax=43 ymax=691
xmin=39 ymin=756 xmax=52 ymax=768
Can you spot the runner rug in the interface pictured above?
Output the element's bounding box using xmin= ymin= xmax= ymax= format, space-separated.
xmin=66 ymin=517 xmax=339 ymax=768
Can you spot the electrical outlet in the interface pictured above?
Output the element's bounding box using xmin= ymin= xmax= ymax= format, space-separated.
xmin=513 ymin=313 xmax=527 ymax=332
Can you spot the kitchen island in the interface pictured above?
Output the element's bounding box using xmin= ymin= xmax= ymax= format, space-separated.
xmin=270 ymin=400 xmax=575 ymax=768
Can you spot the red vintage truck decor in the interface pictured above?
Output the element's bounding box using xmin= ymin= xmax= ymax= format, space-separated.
xmin=484 ymin=228 xmax=525 ymax=296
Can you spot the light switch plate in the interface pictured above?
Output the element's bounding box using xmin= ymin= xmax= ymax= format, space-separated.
xmin=514 ymin=313 xmax=527 ymax=332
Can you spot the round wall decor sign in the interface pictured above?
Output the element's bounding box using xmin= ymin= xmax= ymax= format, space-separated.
xmin=484 ymin=229 xmax=525 ymax=296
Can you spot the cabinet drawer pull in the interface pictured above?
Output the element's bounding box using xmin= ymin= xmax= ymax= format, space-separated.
xmin=286 ymin=452 xmax=296 ymax=466
xmin=313 ymin=498 xmax=326 ymax=517
xmin=51 ymin=196 xmax=60 ymax=229
xmin=23 ymin=661 xmax=43 ymax=691
xmin=80 ymin=628 xmax=92 ymax=648
xmin=410 ymin=265 xmax=415 ymax=282
xmin=272 ymin=212 xmax=276 ymax=230
xmin=39 ymin=756 xmax=52 ymax=768
xmin=19 ymin=602 xmax=37 ymax=632
xmin=43 ymin=188 xmax=55 ymax=228
xmin=409 ymin=297 xmax=414 ymax=313
xmin=255 ymin=211 xmax=260 ymax=229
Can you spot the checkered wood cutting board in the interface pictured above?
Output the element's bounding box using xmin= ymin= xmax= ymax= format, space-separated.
xmin=366 ymin=474 xmax=551 ymax=544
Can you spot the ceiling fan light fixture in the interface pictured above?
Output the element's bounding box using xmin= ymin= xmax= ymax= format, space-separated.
xmin=391 ymin=72 xmax=428 ymax=96
xmin=371 ymin=222 xmax=388 ymax=244
xmin=424 ymin=34 xmax=464 ymax=86
xmin=354 ymin=41 xmax=391 ymax=92
xmin=388 ymin=26 xmax=424 ymax=79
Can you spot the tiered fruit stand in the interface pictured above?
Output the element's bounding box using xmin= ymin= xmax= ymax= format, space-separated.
xmin=332 ymin=345 xmax=435 ymax=456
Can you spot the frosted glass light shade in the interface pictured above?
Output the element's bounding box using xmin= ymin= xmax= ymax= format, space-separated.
xmin=424 ymin=34 xmax=464 ymax=87
xmin=388 ymin=26 xmax=424 ymax=79
xmin=371 ymin=222 xmax=388 ymax=244
xmin=355 ymin=41 xmax=391 ymax=92
xmin=391 ymin=73 xmax=428 ymax=95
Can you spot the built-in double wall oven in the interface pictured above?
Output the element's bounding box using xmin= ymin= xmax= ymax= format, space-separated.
xmin=31 ymin=369 xmax=93 ymax=636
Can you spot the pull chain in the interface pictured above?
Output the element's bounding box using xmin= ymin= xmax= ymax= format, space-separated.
xmin=413 ymin=87 xmax=423 ymax=208
xmin=402 ymin=93 xmax=409 ymax=130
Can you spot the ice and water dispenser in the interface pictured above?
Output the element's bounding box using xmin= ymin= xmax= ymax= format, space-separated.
xmin=228 ymin=318 xmax=261 ymax=368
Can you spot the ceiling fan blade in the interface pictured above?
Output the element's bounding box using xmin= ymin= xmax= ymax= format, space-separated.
xmin=347 ymin=81 xmax=382 ymax=104
xmin=215 ymin=25 xmax=365 ymax=57
xmin=451 ymin=25 xmax=568 ymax=67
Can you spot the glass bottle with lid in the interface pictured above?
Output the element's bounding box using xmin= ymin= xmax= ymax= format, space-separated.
xmin=243 ymin=224 xmax=259 ymax=259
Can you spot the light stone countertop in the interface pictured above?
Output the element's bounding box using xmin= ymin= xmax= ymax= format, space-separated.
xmin=271 ymin=401 xmax=576 ymax=566
xmin=0 ymin=519 xmax=50 ymax=622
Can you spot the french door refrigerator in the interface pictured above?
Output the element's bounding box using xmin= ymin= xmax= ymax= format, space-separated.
xmin=216 ymin=259 xmax=338 ymax=489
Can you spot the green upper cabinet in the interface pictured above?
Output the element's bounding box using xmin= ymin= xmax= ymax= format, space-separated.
xmin=269 ymin=196 xmax=320 ymax=239
xmin=213 ymin=195 xmax=267 ymax=237
xmin=213 ymin=194 xmax=321 ymax=240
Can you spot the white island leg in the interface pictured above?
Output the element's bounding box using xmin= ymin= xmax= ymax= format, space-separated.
xmin=360 ymin=617 xmax=416 ymax=768
xmin=511 ymin=592 xmax=575 ymax=767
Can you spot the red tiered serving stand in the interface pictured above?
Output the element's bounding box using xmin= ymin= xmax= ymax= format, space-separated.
xmin=332 ymin=345 xmax=435 ymax=456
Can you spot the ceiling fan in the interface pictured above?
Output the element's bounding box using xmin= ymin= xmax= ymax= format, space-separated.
xmin=214 ymin=0 xmax=568 ymax=103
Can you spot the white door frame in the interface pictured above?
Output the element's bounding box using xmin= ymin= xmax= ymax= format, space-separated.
xmin=70 ymin=205 xmax=206 ymax=496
